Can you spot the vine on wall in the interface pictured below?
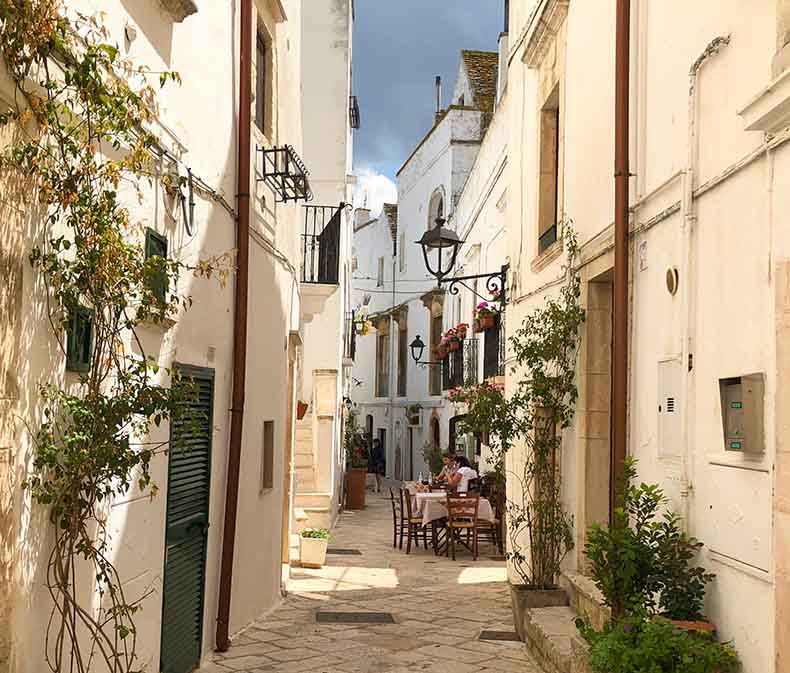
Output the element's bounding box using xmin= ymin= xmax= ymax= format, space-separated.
xmin=0 ymin=3 xmax=224 ymax=671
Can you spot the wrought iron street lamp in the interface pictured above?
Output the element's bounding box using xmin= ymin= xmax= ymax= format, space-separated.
xmin=418 ymin=217 xmax=509 ymax=305
xmin=417 ymin=217 xmax=463 ymax=283
xmin=409 ymin=335 xmax=442 ymax=366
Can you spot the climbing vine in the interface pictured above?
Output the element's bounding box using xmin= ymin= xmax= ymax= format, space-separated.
xmin=0 ymin=3 xmax=225 ymax=671
xmin=453 ymin=225 xmax=585 ymax=588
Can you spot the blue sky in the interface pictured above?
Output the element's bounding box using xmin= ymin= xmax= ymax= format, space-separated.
xmin=352 ymin=1 xmax=504 ymax=211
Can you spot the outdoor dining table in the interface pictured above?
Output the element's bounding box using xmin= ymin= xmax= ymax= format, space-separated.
xmin=412 ymin=491 xmax=496 ymax=528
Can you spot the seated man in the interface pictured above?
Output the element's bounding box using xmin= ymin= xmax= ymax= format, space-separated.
xmin=446 ymin=455 xmax=478 ymax=493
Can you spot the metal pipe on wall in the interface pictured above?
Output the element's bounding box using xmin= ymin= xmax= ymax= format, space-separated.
xmin=216 ymin=0 xmax=252 ymax=652
xmin=612 ymin=0 xmax=631 ymax=519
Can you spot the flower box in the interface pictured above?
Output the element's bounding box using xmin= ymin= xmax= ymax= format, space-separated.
xmin=300 ymin=534 xmax=329 ymax=568
xmin=447 ymin=338 xmax=461 ymax=352
xmin=435 ymin=344 xmax=449 ymax=360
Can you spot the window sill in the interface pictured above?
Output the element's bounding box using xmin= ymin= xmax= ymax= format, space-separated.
xmin=739 ymin=60 xmax=790 ymax=134
xmin=530 ymin=238 xmax=563 ymax=273
xmin=139 ymin=315 xmax=177 ymax=331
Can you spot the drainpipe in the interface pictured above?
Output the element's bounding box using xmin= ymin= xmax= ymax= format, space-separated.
xmin=216 ymin=0 xmax=252 ymax=652
xmin=612 ymin=0 xmax=631 ymax=519
xmin=679 ymin=35 xmax=730 ymax=531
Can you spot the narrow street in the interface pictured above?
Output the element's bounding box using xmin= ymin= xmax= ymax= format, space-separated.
xmin=209 ymin=493 xmax=542 ymax=673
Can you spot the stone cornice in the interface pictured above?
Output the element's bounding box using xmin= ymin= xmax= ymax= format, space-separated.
xmin=158 ymin=0 xmax=197 ymax=22
xmin=522 ymin=0 xmax=569 ymax=69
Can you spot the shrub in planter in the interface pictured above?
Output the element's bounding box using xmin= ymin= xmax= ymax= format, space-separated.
xmin=473 ymin=302 xmax=498 ymax=332
xmin=300 ymin=528 xmax=331 ymax=569
xmin=577 ymin=618 xmax=740 ymax=673
xmin=584 ymin=457 xmax=715 ymax=622
xmin=344 ymin=412 xmax=368 ymax=509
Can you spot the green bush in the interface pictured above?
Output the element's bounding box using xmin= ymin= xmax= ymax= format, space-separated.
xmin=578 ymin=619 xmax=740 ymax=673
xmin=584 ymin=457 xmax=714 ymax=621
xmin=300 ymin=528 xmax=331 ymax=540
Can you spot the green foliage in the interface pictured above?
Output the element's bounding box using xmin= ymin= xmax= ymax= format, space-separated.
xmin=300 ymin=528 xmax=331 ymax=540
xmin=344 ymin=412 xmax=368 ymax=469
xmin=584 ymin=457 xmax=715 ymax=621
xmin=578 ymin=618 xmax=740 ymax=673
xmin=492 ymin=227 xmax=583 ymax=588
xmin=0 ymin=4 xmax=225 ymax=671
xmin=422 ymin=442 xmax=444 ymax=474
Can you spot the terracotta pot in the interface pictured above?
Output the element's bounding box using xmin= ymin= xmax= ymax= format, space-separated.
xmin=509 ymin=582 xmax=569 ymax=642
xmin=345 ymin=467 xmax=367 ymax=510
xmin=296 ymin=400 xmax=309 ymax=420
xmin=448 ymin=339 xmax=461 ymax=352
xmin=435 ymin=345 xmax=449 ymax=359
xmin=299 ymin=536 xmax=328 ymax=568
xmin=665 ymin=618 xmax=716 ymax=635
xmin=478 ymin=314 xmax=497 ymax=331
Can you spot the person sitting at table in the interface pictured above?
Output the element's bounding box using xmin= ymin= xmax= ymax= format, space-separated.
xmin=435 ymin=451 xmax=457 ymax=483
xmin=446 ymin=455 xmax=478 ymax=493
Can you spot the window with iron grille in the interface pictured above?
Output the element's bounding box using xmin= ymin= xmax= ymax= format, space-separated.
xmin=144 ymin=228 xmax=168 ymax=305
xmin=66 ymin=306 xmax=93 ymax=373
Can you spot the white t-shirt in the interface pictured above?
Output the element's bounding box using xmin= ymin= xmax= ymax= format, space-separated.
xmin=456 ymin=466 xmax=478 ymax=493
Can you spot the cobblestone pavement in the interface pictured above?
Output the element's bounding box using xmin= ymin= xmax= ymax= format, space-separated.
xmin=208 ymin=491 xmax=543 ymax=673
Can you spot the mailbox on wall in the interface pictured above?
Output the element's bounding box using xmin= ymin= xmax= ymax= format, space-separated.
xmin=719 ymin=373 xmax=765 ymax=453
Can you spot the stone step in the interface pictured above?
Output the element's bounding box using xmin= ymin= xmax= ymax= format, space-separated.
xmin=298 ymin=506 xmax=331 ymax=531
xmin=559 ymin=572 xmax=611 ymax=632
xmin=523 ymin=606 xmax=580 ymax=673
xmin=294 ymin=492 xmax=332 ymax=509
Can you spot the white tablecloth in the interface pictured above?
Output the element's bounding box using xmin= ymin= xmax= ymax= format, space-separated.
xmin=412 ymin=492 xmax=496 ymax=527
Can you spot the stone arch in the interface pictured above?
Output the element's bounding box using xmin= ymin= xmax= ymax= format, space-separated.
xmin=427 ymin=187 xmax=445 ymax=230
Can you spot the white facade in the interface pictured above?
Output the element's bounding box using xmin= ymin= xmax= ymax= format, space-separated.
xmin=504 ymin=2 xmax=790 ymax=672
xmin=0 ymin=1 xmax=352 ymax=672
xmin=350 ymin=49 xmax=507 ymax=480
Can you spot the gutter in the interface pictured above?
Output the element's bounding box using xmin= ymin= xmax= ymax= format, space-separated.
xmin=216 ymin=0 xmax=252 ymax=652
xmin=612 ymin=0 xmax=631 ymax=522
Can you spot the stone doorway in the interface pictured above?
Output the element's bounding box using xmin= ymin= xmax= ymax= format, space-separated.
xmin=575 ymin=269 xmax=613 ymax=569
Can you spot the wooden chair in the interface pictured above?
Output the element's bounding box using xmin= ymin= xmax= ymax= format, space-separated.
xmin=401 ymin=488 xmax=428 ymax=553
xmin=476 ymin=493 xmax=504 ymax=555
xmin=389 ymin=488 xmax=405 ymax=549
xmin=445 ymin=492 xmax=480 ymax=561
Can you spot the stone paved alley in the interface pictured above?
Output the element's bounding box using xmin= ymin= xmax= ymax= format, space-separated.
xmin=208 ymin=493 xmax=543 ymax=673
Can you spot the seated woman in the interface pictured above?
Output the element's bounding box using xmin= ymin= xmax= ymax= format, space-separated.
xmin=446 ymin=455 xmax=478 ymax=493
xmin=435 ymin=451 xmax=457 ymax=483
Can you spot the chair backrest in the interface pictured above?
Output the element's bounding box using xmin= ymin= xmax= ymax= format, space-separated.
xmin=401 ymin=488 xmax=414 ymax=519
xmin=446 ymin=492 xmax=480 ymax=524
xmin=389 ymin=488 xmax=402 ymax=517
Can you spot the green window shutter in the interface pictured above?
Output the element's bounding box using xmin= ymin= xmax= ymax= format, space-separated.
xmin=145 ymin=228 xmax=168 ymax=305
xmin=66 ymin=306 xmax=93 ymax=373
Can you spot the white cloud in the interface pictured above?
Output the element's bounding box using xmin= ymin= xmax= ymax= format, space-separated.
xmin=353 ymin=167 xmax=397 ymax=217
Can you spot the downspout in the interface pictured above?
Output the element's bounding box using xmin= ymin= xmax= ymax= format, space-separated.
xmin=612 ymin=0 xmax=631 ymax=519
xmin=389 ymin=235 xmax=397 ymax=481
xmin=679 ymin=35 xmax=730 ymax=531
xmin=216 ymin=0 xmax=252 ymax=652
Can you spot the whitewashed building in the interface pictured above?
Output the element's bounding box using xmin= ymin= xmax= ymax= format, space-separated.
xmin=0 ymin=1 xmax=353 ymax=672
xmin=504 ymin=1 xmax=790 ymax=672
xmin=350 ymin=47 xmax=508 ymax=479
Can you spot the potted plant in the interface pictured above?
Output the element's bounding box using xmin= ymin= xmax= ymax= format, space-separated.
xmin=434 ymin=341 xmax=449 ymax=360
xmin=445 ymin=328 xmax=461 ymax=352
xmin=296 ymin=400 xmax=309 ymax=420
xmin=299 ymin=528 xmax=331 ymax=568
xmin=473 ymin=301 xmax=498 ymax=332
xmin=344 ymin=412 xmax=368 ymax=509
xmin=406 ymin=403 xmax=421 ymax=425
xmin=456 ymin=322 xmax=469 ymax=339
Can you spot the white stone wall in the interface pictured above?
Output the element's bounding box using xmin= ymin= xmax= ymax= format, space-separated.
xmin=0 ymin=0 xmax=343 ymax=670
xmin=505 ymin=1 xmax=784 ymax=671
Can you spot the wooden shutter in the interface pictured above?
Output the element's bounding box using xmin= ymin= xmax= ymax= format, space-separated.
xmin=160 ymin=366 xmax=213 ymax=673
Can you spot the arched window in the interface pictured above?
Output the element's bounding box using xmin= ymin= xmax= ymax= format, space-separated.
xmin=427 ymin=187 xmax=445 ymax=230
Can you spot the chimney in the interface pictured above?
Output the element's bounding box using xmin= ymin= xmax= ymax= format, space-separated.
xmin=354 ymin=207 xmax=371 ymax=228
xmin=435 ymin=76 xmax=442 ymax=123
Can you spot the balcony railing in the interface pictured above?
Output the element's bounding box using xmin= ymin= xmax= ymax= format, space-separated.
xmin=442 ymin=338 xmax=480 ymax=391
xmin=257 ymin=145 xmax=313 ymax=203
xmin=302 ymin=204 xmax=343 ymax=284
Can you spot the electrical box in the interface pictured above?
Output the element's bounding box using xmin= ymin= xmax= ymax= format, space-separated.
xmin=719 ymin=373 xmax=765 ymax=453
xmin=657 ymin=359 xmax=682 ymax=458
